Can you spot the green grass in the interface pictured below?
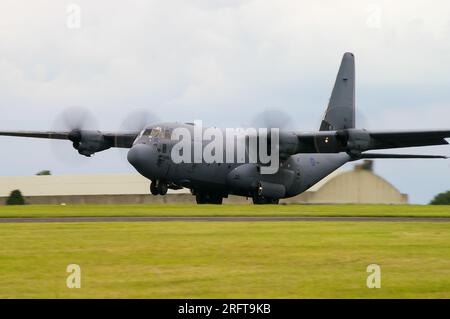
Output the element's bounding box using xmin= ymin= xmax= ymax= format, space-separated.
xmin=0 ymin=204 xmax=450 ymax=218
xmin=0 ymin=221 xmax=449 ymax=298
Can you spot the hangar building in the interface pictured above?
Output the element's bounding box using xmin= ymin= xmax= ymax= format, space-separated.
xmin=0 ymin=161 xmax=407 ymax=205
xmin=282 ymin=161 xmax=408 ymax=204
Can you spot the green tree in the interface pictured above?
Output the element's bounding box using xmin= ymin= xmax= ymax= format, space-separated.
xmin=36 ymin=170 xmax=51 ymax=176
xmin=430 ymin=191 xmax=450 ymax=205
xmin=6 ymin=189 xmax=26 ymax=205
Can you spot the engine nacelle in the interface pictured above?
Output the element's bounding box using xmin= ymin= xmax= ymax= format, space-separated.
xmin=69 ymin=130 xmax=111 ymax=157
xmin=226 ymin=164 xmax=287 ymax=198
xmin=345 ymin=129 xmax=371 ymax=152
xmin=278 ymin=131 xmax=301 ymax=159
xmin=257 ymin=181 xmax=286 ymax=198
xmin=226 ymin=164 xmax=259 ymax=190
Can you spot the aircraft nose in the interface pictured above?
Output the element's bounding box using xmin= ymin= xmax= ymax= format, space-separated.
xmin=127 ymin=143 xmax=154 ymax=169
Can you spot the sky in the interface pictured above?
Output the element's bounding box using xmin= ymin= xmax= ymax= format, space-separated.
xmin=0 ymin=0 xmax=449 ymax=203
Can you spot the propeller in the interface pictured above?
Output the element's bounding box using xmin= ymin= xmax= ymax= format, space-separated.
xmin=50 ymin=107 xmax=99 ymax=163
xmin=54 ymin=106 xmax=98 ymax=133
xmin=251 ymin=109 xmax=296 ymax=131
xmin=247 ymin=109 xmax=298 ymax=160
xmin=115 ymin=109 xmax=161 ymax=163
xmin=119 ymin=109 xmax=160 ymax=132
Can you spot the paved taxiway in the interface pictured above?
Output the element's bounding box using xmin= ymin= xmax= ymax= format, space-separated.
xmin=0 ymin=216 xmax=449 ymax=223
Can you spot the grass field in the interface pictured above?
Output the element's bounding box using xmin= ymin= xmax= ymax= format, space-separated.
xmin=0 ymin=204 xmax=450 ymax=218
xmin=0 ymin=204 xmax=449 ymax=298
xmin=1 ymin=220 xmax=449 ymax=298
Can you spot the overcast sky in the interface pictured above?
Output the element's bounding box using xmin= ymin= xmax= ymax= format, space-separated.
xmin=0 ymin=0 xmax=449 ymax=203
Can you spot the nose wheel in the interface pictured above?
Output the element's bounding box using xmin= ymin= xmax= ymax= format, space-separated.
xmin=150 ymin=180 xmax=168 ymax=195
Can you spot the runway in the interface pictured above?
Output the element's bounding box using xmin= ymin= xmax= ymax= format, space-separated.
xmin=0 ymin=216 xmax=450 ymax=223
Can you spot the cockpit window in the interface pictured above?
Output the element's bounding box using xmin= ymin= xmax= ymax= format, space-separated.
xmin=142 ymin=128 xmax=153 ymax=136
xmin=150 ymin=127 xmax=162 ymax=137
xmin=142 ymin=127 xmax=172 ymax=139
xmin=163 ymin=128 xmax=172 ymax=139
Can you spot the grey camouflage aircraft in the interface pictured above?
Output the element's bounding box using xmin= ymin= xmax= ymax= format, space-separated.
xmin=1 ymin=53 xmax=449 ymax=204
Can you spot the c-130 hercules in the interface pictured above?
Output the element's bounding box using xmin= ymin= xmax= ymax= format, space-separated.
xmin=1 ymin=53 xmax=449 ymax=204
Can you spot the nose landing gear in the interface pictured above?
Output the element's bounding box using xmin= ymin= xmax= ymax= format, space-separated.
xmin=150 ymin=180 xmax=168 ymax=195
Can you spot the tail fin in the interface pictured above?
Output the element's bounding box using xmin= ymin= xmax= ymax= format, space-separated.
xmin=320 ymin=52 xmax=355 ymax=131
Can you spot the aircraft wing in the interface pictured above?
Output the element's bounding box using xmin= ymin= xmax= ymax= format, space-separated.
xmin=0 ymin=130 xmax=140 ymax=156
xmin=354 ymin=153 xmax=448 ymax=159
xmin=293 ymin=129 xmax=450 ymax=157
xmin=369 ymin=129 xmax=450 ymax=149
xmin=0 ymin=130 xmax=140 ymax=148
xmin=0 ymin=131 xmax=69 ymax=140
xmin=102 ymin=132 xmax=141 ymax=148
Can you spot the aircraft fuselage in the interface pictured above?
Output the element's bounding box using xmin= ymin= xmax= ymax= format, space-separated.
xmin=127 ymin=122 xmax=350 ymax=203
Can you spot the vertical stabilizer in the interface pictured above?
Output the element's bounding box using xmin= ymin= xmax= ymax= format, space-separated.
xmin=320 ymin=52 xmax=355 ymax=131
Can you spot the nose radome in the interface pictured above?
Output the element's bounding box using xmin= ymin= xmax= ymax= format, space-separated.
xmin=127 ymin=143 xmax=154 ymax=168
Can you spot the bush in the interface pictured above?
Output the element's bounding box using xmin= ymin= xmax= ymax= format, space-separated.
xmin=430 ymin=191 xmax=450 ymax=205
xmin=6 ymin=189 xmax=25 ymax=205
xmin=36 ymin=170 xmax=51 ymax=176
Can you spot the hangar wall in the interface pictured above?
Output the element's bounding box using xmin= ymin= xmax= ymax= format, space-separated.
xmin=0 ymin=162 xmax=407 ymax=205
xmin=2 ymin=194 xmax=250 ymax=205
xmin=282 ymin=168 xmax=408 ymax=204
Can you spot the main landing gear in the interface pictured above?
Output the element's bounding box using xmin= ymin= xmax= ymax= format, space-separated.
xmin=150 ymin=180 xmax=168 ymax=195
xmin=195 ymin=192 xmax=223 ymax=204
xmin=252 ymin=193 xmax=279 ymax=205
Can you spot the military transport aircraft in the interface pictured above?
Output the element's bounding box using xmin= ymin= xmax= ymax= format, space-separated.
xmin=1 ymin=53 xmax=449 ymax=204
